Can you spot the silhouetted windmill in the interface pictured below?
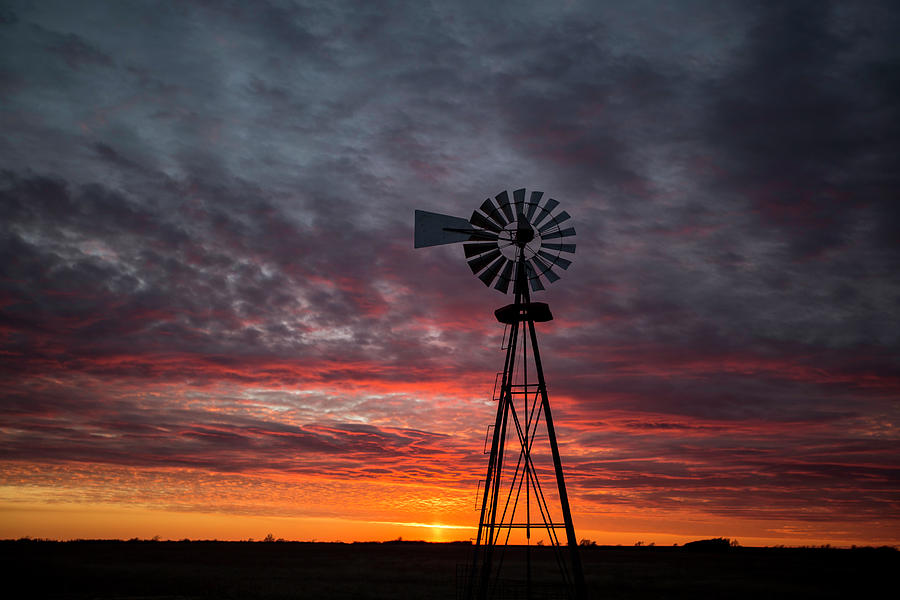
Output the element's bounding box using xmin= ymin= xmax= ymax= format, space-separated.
xmin=415 ymin=189 xmax=586 ymax=600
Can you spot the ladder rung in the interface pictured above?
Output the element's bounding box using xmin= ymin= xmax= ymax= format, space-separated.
xmin=487 ymin=523 xmax=565 ymax=529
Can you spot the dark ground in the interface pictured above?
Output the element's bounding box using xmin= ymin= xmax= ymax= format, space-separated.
xmin=2 ymin=540 xmax=896 ymax=599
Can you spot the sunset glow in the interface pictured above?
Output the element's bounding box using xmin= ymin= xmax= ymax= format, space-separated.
xmin=1 ymin=1 xmax=898 ymax=548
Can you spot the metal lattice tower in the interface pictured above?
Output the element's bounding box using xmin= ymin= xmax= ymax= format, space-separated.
xmin=415 ymin=188 xmax=586 ymax=600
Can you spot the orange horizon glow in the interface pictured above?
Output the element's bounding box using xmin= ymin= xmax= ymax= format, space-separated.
xmin=4 ymin=501 xmax=896 ymax=549
xmin=4 ymin=458 xmax=898 ymax=549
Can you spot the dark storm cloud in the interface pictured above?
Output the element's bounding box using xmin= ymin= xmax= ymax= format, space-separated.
xmin=0 ymin=168 xmax=466 ymax=380
xmin=705 ymin=2 xmax=900 ymax=260
xmin=1 ymin=0 xmax=898 ymax=535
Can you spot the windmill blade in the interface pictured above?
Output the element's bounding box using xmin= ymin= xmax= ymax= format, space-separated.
xmin=525 ymin=191 xmax=543 ymax=221
xmin=464 ymin=242 xmax=499 ymax=258
xmin=542 ymin=242 xmax=576 ymax=253
xmin=538 ymin=249 xmax=572 ymax=269
xmin=495 ymin=190 xmax=515 ymax=223
xmin=512 ymin=188 xmax=526 ymax=218
xmin=525 ymin=261 xmax=545 ymax=292
xmin=530 ymin=255 xmax=561 ymax=283
xmin=468 ymin=248 xmax=502 ymax=274
xmin=470 ymin=210 xmax=502 ymax=233
xmin=538 ymin=211 xmax=571 ymax=233
xmin=478 ymin=255 xmax=507 ymax=287
xmin=494 ymin=259 xmax=515 ymax=293
xmin=541 ymin=227 xmax=576 ymax=240
xmin=414 ymin=210 xmax=475 ymax=248
xmin=531 ymin=198 xmax=560 ymax=228
xmin=480 ymin=198 xmax=508 ymax=227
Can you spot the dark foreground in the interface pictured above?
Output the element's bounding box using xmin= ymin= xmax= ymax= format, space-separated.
xmin=3 ymin=540 xmax=896 ymax=599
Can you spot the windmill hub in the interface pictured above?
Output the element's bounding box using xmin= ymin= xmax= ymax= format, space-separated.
xmin=499 ymin=219 xmax=540 ymax=260
xmin=515 ymin=219 xmax=535 ymax=246
xmin=516 ymin=215 xmax=534 ymax=248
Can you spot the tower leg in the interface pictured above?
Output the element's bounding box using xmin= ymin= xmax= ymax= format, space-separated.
xmin=527 ymin=318 xmax=587 ymax=600
xmin=468 ymin=315 xmax=519 ymax=600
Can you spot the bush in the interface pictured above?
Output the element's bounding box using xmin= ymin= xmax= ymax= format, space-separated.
xmin=683 ymin=538 xmax=733 ymax=552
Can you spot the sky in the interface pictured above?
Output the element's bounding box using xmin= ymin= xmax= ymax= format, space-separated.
xmin=1 ymin=0 xmax=898 ymax=547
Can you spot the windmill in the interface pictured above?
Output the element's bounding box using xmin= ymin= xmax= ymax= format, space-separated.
xmin=415 ymin=189 xmax=586 ymax=600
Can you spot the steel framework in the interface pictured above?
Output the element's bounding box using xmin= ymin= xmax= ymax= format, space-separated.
xmin=465 ymin=253 xmax=586 ymax=600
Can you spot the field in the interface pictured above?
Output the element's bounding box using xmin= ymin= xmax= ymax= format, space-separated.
xmin=3 ymin=540 xmax=896 ymax=599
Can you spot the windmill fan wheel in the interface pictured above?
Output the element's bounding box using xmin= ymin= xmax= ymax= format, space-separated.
xmin=464 ymin=188 xmax=576 ymax=293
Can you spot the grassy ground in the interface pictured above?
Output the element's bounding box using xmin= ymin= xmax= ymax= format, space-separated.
xmin=2 ymin=540 xmax=896 ymax=599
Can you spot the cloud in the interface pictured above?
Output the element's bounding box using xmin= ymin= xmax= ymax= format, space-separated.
xmin=1 ymin=0 xmax=898 ymax=541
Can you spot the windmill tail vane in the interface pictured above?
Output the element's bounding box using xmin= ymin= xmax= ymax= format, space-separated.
xmin=414 ymin=189 xmax=586 ymax=600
